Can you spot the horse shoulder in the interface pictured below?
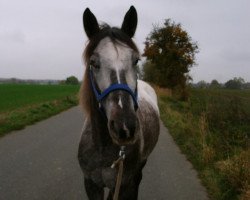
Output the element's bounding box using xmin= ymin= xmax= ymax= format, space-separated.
xmin=78 ymin=118 xmax=98 ymax=171
xmin=137 ymin=80 xmax=159 ymax=116
xmin=137 ymin=80 xmax=160 ymax=159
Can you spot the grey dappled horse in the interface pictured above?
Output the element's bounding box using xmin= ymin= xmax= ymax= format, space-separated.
xmin=78 ymin=6 xmax=160 ymax=200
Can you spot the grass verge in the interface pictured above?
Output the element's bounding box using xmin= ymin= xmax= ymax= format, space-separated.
xmin=155 ymin=86 xmax=250 ymax=200
xmin=0 ymin=84 xmax=79 ymax=136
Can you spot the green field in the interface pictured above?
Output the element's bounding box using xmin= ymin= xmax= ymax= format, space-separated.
xmin=157 ymin=87 xmax=250 ymax=200
xmin=0 ymin=84 xmax=80 ymax=135
xmin=0 ymin=84 xmax=79 ymax=112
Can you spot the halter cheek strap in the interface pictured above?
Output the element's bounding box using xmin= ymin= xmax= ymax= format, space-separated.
xmin=89 ymin=66 xmax=138 ymax=111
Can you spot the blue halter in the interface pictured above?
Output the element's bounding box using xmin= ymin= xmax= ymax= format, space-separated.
xmin=89 ymin=66 xmax=138 ymax=111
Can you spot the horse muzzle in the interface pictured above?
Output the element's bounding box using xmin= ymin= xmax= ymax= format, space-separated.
xmin=108 ymin=111 xmax=139 ymax=145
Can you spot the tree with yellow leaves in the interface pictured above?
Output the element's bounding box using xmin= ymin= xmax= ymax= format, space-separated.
xmin=143 ymin=19 xmax=198 ymax=99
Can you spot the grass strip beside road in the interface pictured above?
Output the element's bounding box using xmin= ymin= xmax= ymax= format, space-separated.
xmin=0 ymin=84 xmax=80 ymax=136
xmin=156 ymin=87 xmax=250 ymax=200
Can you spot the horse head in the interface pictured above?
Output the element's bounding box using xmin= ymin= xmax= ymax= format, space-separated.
xmin=83 ymin=6 xmax=140 ymax=145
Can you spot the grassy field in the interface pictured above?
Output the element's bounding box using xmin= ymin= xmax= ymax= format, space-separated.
xmin=156 ymin=87 xmax=250 ymax=200
xmin=0 ymin=84 xmax=80 ymax=136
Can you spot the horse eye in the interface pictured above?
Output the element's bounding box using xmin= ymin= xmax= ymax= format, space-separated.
xmin=133 ymin=59 xmax=140 ymax=66
xmin=90 ymin=60 xmax=100 ymax=69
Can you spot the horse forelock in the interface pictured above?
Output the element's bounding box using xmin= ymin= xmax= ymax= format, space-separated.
xmin=84 ymin=24 xmax=139 ymax=64
xmin=80 ymin=24 xmax=139 ymax=117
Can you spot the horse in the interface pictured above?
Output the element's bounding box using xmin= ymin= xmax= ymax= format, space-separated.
xmin=78 ymin=6 xmax=160 ymax=200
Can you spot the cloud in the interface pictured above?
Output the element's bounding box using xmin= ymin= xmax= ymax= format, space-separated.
xmin=0 ymin=29 xmax=26 ymax=43
xmin=0 ymin=0 xmax=249 ymax=82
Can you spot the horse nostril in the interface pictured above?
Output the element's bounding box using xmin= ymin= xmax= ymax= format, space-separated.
xmin=129 ymin=126 xmax=135 ymax=137
xmin=119 ymin=129 xmax=127 ymax=139
xmin=109 ymin=118 xmax=137 ymax=140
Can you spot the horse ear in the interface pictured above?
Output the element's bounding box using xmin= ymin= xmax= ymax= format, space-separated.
xmin=83 ymin=8 xmax=100 ymax=39
xmin=121 ymin=6 xmax=137 ymax=38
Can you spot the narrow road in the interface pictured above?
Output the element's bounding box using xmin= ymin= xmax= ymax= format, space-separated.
xmin=0 ymin=107 xmax=208 ymax=200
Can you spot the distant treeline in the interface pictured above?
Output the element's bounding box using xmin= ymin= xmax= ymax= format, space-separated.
xmin=0 ymin=78 xmax=61 ymax=85
xmin=191 ymin=77 xmax=250 ymax=90
xmin=0 ymin=76 xmax=80 ymax=85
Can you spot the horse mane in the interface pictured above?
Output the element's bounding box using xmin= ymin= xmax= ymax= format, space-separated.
xmin=80 ymin=24 xmax=139 ymax=117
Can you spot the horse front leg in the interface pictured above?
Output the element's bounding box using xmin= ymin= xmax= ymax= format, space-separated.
xmin=107 ymin=160 xmax=147 ymax=200
xmin=84 ymin=178 xmax=104 ymax=200
xmin=107 ymin=170 xmax=143 ymax=200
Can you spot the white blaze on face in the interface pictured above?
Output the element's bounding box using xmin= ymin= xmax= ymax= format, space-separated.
xmin=118 ymin=98 xmax=123 ymax=108
xmin=93 ymin=37 xmax=137 ymax=111
xmin=94 ymin=38 xmax=136 ymax=86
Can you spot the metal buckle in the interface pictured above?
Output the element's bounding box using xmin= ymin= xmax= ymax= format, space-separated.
xmin=119 ymin=146 xmax=126 ymax=159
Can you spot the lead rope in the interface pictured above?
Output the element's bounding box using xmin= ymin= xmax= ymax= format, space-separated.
xmin=111 ymin=146 xmax=126 ymax=200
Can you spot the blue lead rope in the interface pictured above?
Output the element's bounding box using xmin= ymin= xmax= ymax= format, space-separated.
xmin=89 ymin=67 xmax=138 ymax=110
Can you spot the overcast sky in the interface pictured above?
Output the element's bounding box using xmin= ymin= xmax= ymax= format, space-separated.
xmin=0 ymin=0 xmax=249 ymax=83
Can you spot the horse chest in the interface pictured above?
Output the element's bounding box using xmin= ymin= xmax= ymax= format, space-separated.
xmin=80 ymin=146 xmax=118 ymax=187
xmin=89 ymin=165 xmax=117 ymax=188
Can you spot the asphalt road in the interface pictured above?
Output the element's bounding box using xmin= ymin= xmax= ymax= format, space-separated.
xmin=0 ymin=106 xmax=208 ymax=200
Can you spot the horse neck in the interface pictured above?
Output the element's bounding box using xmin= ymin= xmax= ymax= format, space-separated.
xmin=90 ymin=103 xmax=113 ymax=147
xmin=80 ymin=73 xmax=113 ymax=147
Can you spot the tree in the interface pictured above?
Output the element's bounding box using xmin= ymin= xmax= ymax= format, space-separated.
xmin=225 ymin=77 xmax=245 ymax=89
xmin=143 ymin=19 xmax=198 ymax=99
xmin=196 ymin=80 xmax=209 ymax=89
xmin=141 ymin=61 xmax=156 ymax=82
xmin=210 ymin=79 xmax=221 ymax=88
xmin=65 ymin=76 xmax=79 ymax=85
xmin=243 ymin=82 xmax=250 ymax=89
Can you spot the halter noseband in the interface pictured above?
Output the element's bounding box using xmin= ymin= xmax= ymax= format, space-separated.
xmin=89 ymin=66 xmax=138 ymax=112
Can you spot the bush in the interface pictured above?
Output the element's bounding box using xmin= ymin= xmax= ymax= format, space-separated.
xmin=65 ymin=76 xmax=79 ymax=85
